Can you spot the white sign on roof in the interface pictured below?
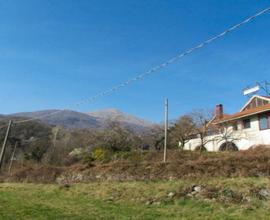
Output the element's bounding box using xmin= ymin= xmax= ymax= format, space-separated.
xmin=243 ymin=85 xmax=260 ymax=96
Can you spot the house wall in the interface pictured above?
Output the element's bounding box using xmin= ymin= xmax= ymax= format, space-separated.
xmin=184 ymin=115 xmax=270 ymax=151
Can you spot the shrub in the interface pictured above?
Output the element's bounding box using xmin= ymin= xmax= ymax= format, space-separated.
xmin=92 ymin=148 xmax=110 ymax=162
xmin=82 ymin=154 xmax=94 ymax=166
xmin=111 ymin=151 xmax=146 ymax=163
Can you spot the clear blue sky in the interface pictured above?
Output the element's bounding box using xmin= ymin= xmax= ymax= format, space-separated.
xmin=0 ymin=0 xmax=270 ymax=122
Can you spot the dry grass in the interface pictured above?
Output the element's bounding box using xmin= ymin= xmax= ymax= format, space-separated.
xmin=3 ymin=147 xmax=270 ymax=183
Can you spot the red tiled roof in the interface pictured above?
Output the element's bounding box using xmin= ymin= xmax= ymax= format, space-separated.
xmin=213 ymin=103 xmax=270 ymax=124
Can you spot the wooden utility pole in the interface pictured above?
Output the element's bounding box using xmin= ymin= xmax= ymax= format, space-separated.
xmin=0 ymin=120 xmax=12 ymax=170
xmin=52 ymin=127 xmax=60 ymax=148
xmin=163 ymin=98 xmax=168 ymax=163
xmin=8 ymin=141 xmax=18 ymax=174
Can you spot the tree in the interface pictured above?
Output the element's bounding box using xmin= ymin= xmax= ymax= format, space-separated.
xmin=169 ymin=115 xmax=196 ymax=150
xmin=0 ymin=119 xmax=53 ymax=164
xmin=190 ymin=109 xmax=215 ymax=151
xmin=91 ymin=122 xmax=143 ymax=152
xmin=142 ymin=125 xmax=163 ymax=150
xmin=215 ymin=122 xmax=243 ymax=151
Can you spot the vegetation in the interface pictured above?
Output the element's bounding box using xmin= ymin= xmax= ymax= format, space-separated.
xmin=0 ymin=119 xmax=159 ymax=168
xmin=91 ymin=147 xmax=110 ymax=162
xmin=0 ymin=118 xmax=52 ymax=164
xmin=1 ymin=115 xmax=270 ymax=219
xmin=0 ymin=177 xmax=270 ymax=220
xmin=168 ymin=115 xmax=196 ymax=149
xmin=2 ymin=148 xmax=269 ymax=184
xmin=0 ymin=109 xmax=216 ymax=169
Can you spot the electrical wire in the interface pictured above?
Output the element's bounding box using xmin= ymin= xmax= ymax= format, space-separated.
xmin=1 ymin=6 xmax=270 ymax=128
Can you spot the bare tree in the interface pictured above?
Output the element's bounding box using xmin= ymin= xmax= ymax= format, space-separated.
xmin=190 ymin=109 xmax=215 ymax=151
xmin=215 ymin=122 xmax=244 ymax=151
xmin=92 ymin=121 xmax=143 ymax=152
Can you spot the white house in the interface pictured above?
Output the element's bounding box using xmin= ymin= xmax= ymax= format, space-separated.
xmin=184 ymin=95 xmax=270 ymax=151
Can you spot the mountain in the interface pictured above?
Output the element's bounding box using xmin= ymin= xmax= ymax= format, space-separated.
xmin=8 ymin=109 xmax=155 ymax=133
xmin=10 ymin=110 xmax=102 ymax=129
xmin=87 ymin=108 xmax=154 ymax=133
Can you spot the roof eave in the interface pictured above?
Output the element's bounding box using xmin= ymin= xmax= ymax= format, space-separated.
xmin=240 ymin=95 xmax=270 ymax=112
xmin=213 ymin=108 xmax=270 ymax=124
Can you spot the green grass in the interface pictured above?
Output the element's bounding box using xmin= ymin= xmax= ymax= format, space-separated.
xmin=0 ymin=178 xmax=270 ymax=220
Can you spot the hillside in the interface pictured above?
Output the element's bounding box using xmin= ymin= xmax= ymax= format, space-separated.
xmin=10 ymin=110 xmax=102 ymax=129
xmin=8 ymin=109 xmax=155 ymax=133
xmin=4 ymin=147 xmax=270 ymax=183
xmin=87 ymin=108 xmax=154 ymax=133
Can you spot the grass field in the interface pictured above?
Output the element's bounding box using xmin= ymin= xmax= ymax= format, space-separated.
xmin=0 ymin=177 xmax=270 ymax=220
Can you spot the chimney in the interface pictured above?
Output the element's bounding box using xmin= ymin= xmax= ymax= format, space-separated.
xmin=215 ymin=104 xmax=223 ymax=119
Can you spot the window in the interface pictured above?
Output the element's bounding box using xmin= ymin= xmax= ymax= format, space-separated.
xmin=243 ymin=119 xmax=251 ymax=129
xmin=259 ymin=114 xmax=270 ymax=130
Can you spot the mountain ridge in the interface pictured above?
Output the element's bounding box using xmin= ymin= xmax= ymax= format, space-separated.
xmin=7 ymin=109 xmax=155 ymax=133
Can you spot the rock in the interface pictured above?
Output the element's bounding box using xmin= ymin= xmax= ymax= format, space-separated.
xmin=191 ymin=191 xmax=197 ymax=195
xmin=167 ymin=192 xmax=176 ymax=198
xmin=187 ymin=193 xmax=193 ymax=197
xmin=153 ymin=201 xmax=161 ymax=206
xmin=243 ymin=196 xmax=252 ymax=202
xmin=259 ymin=189 xmax=270 ymax=199
xmin=73 ymin=173 xmax=83 ymax=181
xmin=193 ymin=185 xmax=202 ymax=193
xmin=145 ymin=200 xmax=153 ymax=205
xmin=56 ymin=176 xmax=66 ymax=184
xmin=255 ymin=172 xmax=267 ymax=177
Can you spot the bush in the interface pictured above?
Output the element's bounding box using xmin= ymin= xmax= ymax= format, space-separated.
xmin=112 ymin=151 xmax=146 ymax=163
xmin=82 ymin=154 xmax=94 ymax=166
xmin=92 ymin=148 xmax=110 ymax=162
xmin=112 ymin=151 xmax=133 ymax=160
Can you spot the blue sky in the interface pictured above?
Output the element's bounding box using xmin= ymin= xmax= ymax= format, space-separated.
xmin=0 ymin=0 xmax=270 ymax=122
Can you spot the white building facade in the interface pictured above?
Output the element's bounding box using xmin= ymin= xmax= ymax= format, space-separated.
xmin=184 ymin=95 xmax=270 ymax=151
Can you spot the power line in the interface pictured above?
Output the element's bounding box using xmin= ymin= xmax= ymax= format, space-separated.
xmin=2 ymin=6 xmax=270 ymax=127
